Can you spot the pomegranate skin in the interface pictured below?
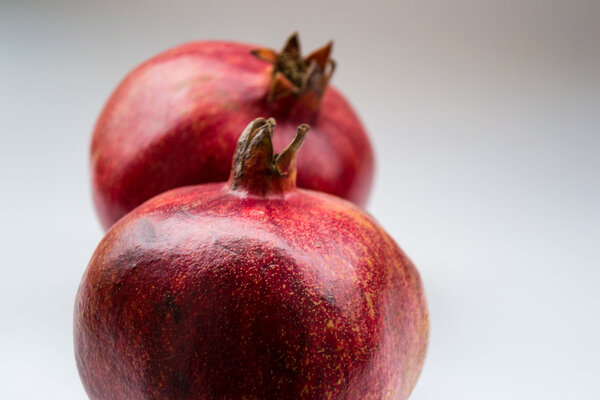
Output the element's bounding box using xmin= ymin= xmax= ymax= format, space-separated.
xmin=91 ymin=40 xmax=375 ymax=230
xmin=77 ymin=119 xmax=426 ymax=399
xmin=75 ymin=186 xmax=428 ymax=400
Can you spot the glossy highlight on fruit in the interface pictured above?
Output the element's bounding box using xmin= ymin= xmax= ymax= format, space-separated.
xmin=76 ymin=118 xmax=426 ymax=399
xmin=91 ymin=33 xmax=375 ymax=230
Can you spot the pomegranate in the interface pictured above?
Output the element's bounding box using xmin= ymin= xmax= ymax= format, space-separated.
xmin=75 ymin=118 xmax=427 ymax=399
xmin=91 ymin=33 xmax=374 ymax=230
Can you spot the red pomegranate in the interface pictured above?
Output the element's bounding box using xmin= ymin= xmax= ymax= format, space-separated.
xmin=75 ymin=118 xmax=428 ymax=399
xmin=91 ymin=33 xmax=374 ymax=230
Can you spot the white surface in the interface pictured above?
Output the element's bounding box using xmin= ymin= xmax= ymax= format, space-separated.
xmin=1 ymin=0 xmax=599 ymax=398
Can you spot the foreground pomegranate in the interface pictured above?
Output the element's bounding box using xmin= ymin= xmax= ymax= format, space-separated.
xmin=76 ymin=118 xmax=426 ymax=399
xmin=91 ymin=33 xmax=374 ymax=230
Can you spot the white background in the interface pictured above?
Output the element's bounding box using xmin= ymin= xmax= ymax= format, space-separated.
xmin=1 ymin=1 xmax=599 ymax=398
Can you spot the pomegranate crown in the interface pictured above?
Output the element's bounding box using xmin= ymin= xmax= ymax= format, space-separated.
xmin=251 ymin=32 xmax=336 ymax=102
xmin=229 ymin=118 xmax=310 ymax=196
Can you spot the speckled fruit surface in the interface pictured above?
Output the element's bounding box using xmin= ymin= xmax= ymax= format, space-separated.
xmin=76 ymin=119 xmax=426 ymax=399
xmin=91 ymin=33 xmax=374 ymax=230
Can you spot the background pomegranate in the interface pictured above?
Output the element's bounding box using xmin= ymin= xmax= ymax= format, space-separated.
xmin=91 ymin=33 xmax=374 ymax=230
xmin=75 ymin=118 xmax=427 ymax=399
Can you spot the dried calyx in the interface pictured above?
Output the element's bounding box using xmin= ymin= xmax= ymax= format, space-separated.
xmin=230 ymin=117 xmax=310 ymax=196
xmin=251 ymin=33 xmax=336 ymax=102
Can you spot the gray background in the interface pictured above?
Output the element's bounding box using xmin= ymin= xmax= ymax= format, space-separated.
xmin=1 ymin=0 xmax=599 ymax=398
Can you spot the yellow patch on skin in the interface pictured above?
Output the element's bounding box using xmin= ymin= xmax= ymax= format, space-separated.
xmin=326 ymin=320 xmax=335 ymax=329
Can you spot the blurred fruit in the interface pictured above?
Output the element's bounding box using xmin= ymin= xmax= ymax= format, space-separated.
xmin=91 ymin=33 xmax=374 ymax=230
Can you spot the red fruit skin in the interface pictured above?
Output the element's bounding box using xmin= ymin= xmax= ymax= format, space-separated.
xmin=91 ymin=41 xmax=375 ymax=230
xmin=75 ymin=186 xmax=428 ymax=399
